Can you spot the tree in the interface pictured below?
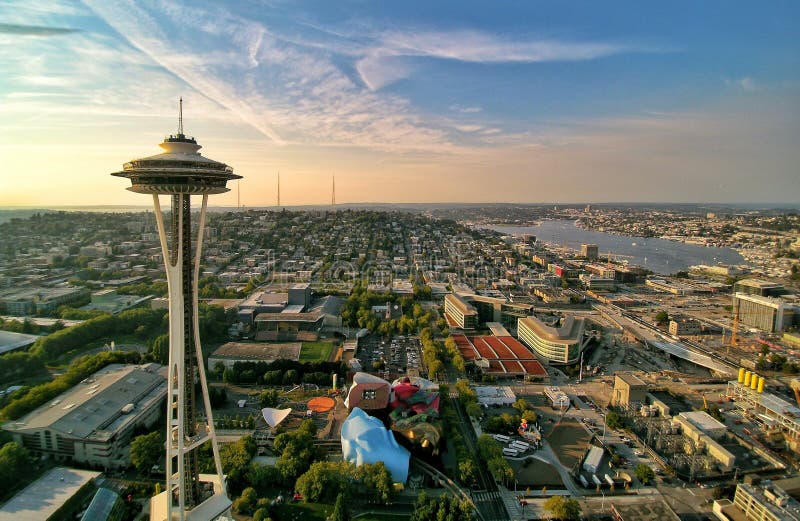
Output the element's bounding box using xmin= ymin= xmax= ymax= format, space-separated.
xmin=331 ymin=492 xmax=350 ymax=521
xmin=477 ymin=434 xmax=504 ymax=462
xmin=655 ymin=311 xmax=670 ymax=326
xmin=295 ymin=461 xmax=351 ymax=503
xmin=410 ymin=492 xmax=472 ymax=521
xmin=259 ymin=389 xmax=279 ymax=408
xmin=458 ymin=458 xmax=478 ymax=487
xmin=232 ymin=487 xmax=258 ymax=515
xmin=512 ymin=398 xmax=529 ymax=414
xmin=543 ymin=496 xmax=581 ymax=520
xmin=219 ymin=435 xmax=256 ymax=495
xmin=466 ymin=402 xmax=483 ymax=419
xmin=252 ymin=508 xmax=271 ymax=521
xmin=130 ymin=431 xmax=162 ymax=474
xmin=605 ymin=411 xmax=623 ymax=430
xmin=150 ymin=334 xmax=169 ymax=365
xmin=635 ymin=464 xmax=655 ymax=485
xmin=0 ymin=442 xmax=34 ymax=492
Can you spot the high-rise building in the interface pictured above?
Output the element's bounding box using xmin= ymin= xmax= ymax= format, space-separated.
xmin=517 ymin=314 xmax=587 ymax=364
xmin=112 ymin=101 xmax=240 ymax=521
xmin=581 ymin=243 xmax=599 ymax=260
xmin=732 ymin=293 xmax=794 ymax=333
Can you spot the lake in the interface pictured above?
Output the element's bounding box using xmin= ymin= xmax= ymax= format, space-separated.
xmin=488 ymin=220 xmax=745 ymax=275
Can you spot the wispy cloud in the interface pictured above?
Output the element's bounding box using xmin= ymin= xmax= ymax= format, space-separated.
xmin=379 ymin=29 xmax=636 ymax=64
xmin=81 ymin=1 xmax=462 ymax=152
xmin=724 ymin=76 xmax=757 ymax=92
xmin=354 ymin=29 xmax=655 ymax=91
xmin=450 ymin=104 xmax=482 ymax=113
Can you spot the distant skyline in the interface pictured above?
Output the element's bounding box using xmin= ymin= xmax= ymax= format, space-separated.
xmin=1 ymin=1 xmax=799 ymax=206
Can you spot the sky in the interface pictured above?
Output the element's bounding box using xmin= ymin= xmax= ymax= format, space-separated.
xmin=1 ymin=0 xmax=799 ymax=207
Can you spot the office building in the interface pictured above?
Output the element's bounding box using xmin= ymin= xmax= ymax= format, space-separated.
xmin=713 ymin=483 xmax=800 ymax=521
xmin=112 ymin=101 xmax=235 ymax=519
xmin=581 ymin=243 xmax=599 ymax=260
xmin=517 ymin=314 xmax=587 ymax=364
xmin=669 ymin=316 xmax=703 ymax=336
xmin=611 ymin=372 xmax=647 ymax=407
xmin=2 ymin=364 xmax=164 ymax=469
xmin=444 ymin=293 xmax=479 ymax=329
xmin=0 ymin=287 xmax=91 ymax=315
xmin=733 ymin=293 xmax=794 ymax=333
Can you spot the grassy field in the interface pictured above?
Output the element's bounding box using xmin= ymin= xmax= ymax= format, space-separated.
xmin=272 ymin=502 xmax=333 ymax=520
xmin=300 ymin=341 xmax=336 ymax=362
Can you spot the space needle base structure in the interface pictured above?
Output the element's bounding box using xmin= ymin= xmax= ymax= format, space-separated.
xmin=112 ymin=101 xmax=240 ymax=521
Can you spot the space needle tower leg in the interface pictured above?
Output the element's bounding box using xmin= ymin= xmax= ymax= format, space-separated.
xmin=152 ymin=193 xmax=226 ymax=521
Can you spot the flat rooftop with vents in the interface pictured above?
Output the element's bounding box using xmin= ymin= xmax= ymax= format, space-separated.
xmin=2 ymin=364 xmax=165 ymax=469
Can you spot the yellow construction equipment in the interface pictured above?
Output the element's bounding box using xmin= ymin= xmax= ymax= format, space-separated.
xmin=703 ymin=394 xmax=709 ymax=410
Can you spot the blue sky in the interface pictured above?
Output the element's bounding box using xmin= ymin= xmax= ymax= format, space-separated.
xmin=1 ymin=0 xmax=798 ymax=206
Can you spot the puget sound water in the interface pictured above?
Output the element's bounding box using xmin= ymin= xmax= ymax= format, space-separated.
xmin=488 ymin=220 xmax=745 ymax=275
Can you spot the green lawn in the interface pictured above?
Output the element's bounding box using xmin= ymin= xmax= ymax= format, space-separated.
xmin=272 ymin=501 xmax=333 ymax=520
xmin=299 ymin=341 xmax=336 ymax=362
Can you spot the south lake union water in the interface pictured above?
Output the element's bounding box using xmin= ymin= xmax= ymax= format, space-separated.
xmin=488 ymin=220 xmax=746 ymax=275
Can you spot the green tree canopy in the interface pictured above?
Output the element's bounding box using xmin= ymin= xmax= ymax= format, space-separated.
xmin=543 ymin=496 xmax=582 ymax=520
xmin=130 ymin=431 xmax=162 ymax=474
xmin=635 ymin=463 xmax=655 ymax=485
xmin=331 ymin=492 xmax=350 ymax=521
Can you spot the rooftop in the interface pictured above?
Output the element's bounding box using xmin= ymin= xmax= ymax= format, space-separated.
xmin=254 ymin=311 xmax=323 ymax=322
xmin=0 ymin=467 xmax=101 ymax=521
xmin=678 ymin=410 xmax=726 ymax=432
xmin=615 ymin=372 xmax=647 ymax=388
xmin=445 ymin=293 xmax=478 ymax=316
xmin=518 ymin=314 xmax=585 ymax=343
xmin=3 ymin=364 xmax=165 ymax=440
xmin=239 ymin=291 xmax=289 ymax=308
xmin=736 ymin=278 xmax=784 ymax=289
xmin=0 ymin=330 xmax=39 ymax=355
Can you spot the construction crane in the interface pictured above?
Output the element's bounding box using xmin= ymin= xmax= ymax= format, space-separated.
xmin=729 ymin=299 xmax=740 ymax=354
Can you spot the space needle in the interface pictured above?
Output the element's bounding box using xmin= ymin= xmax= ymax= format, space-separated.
xmin=112 ymin=100 xmax=240 ymax=521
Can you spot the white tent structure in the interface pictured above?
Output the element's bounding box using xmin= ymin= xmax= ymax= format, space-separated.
xmin=261 ymin=408 xmax=292 ymax=429
xmin=341 ymin=408 xmax=410 ymax=483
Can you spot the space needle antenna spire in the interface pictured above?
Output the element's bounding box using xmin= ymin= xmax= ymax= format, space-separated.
xmin=178 ymin=97 xmax=184 ymax=135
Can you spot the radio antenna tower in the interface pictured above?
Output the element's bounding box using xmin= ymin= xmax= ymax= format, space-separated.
xmin=112 ymin=100 xmax=238 ymax=521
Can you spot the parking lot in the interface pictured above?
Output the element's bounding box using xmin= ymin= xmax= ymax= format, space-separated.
xmin=355 ymin=334 xmax=422 ymax=374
